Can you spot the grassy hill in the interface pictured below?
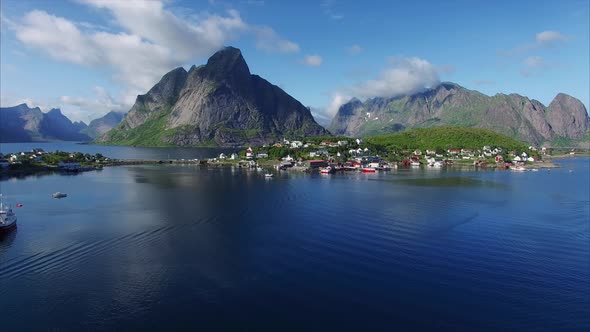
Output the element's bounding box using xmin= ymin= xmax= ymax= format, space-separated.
xmin=366 ymin=126 xmax=529 ymax=152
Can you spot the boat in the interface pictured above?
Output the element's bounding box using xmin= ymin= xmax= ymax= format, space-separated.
xmin=410 ymin=161 xmax=421 ymax=167
xmin=361 ymin=167 xmax=376 ymax=173
xmin=256 ymin=166 xmax=264 ymax=171
xmin=320 ymin=166 xmax=334 ymax=174
xmin=264 ymin=173 xmax=273 ymax=178
xmin=0 ymin=194 xmax=17 ymax=232
xmin=52 ymin=192 xmax=68 ymax=198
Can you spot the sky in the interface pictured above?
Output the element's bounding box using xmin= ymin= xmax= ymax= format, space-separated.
xmin=1 ymin=0 xmax=588 ymax=124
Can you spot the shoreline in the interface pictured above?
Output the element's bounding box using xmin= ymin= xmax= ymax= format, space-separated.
xmin=1 ymin=156 xmax=569 ymax=181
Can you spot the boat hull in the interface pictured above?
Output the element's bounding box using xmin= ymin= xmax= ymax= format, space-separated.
xmin=0 ymin=219 xmax=17 ymax=233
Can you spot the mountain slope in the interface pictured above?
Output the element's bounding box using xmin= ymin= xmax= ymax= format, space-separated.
xmin=81 ymin=111 xmax=126 ymax=139
xmin=100 ymin=47 xmax=329 ymax=147
xmin=329 ymin=82 xmax=590 ymax=145
xmin=0 ymin=104 xmax=91 ymax=142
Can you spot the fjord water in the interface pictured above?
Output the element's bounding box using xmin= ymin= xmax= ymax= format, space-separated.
xmin=0 ymin=157 xmax=588 ymax=331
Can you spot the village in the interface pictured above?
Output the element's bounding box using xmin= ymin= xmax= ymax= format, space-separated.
xmin=0 ymin=137 xmax=558 ymax=179
xmin=211 ymin=137 xmax=550 ymax=173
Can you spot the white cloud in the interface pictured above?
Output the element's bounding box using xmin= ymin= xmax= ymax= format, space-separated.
xmin=325 ymin=92 xmax=351 ymax=117
xmin=302 ymin=55 xmax=323 ymax=67
xmin=501 ymin=30 xmax=569 ymax=56
xmin=521 ymin=55 xmax=547 ymax=77
xmin=350 ymin=57 xmax=439 ymax=99
xmin=323 ymin=57 xmax=439 ymax=118
xmin=7 ymin=1 xmax=299 ymax=119
xmin=347 ymin=44 xmax=362 ymax=55
xmin=535 ymin=31 xmax=567 ymax=45
xmin=252 ymin=26 xmax=300 ymax=53
xmin=523 ymin=55 xmax=544 ymax=68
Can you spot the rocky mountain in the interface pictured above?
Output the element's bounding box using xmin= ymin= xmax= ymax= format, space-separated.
xmin=0 ymin=104 xmax=91 ymax=142
xmin=81 ymin=111 xmax=126 ymax=139
xmin=99 ymin=47 xmax=329 ymax=147
xmin=329 ymin=82 xmax=590 ymax=145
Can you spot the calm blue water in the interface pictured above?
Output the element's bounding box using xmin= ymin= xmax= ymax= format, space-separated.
xmin=0 ymin=157 xmax=588 ymax=331
xmin=0 ymin=142 xmax=234 ymax=160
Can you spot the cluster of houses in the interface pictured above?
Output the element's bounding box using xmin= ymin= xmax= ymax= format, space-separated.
xmin=0 ymin=149 xmax=110 ymax=171
xmin=212 ymin=139 xmax=542 ymax=172
xmin=0 ymin=149 xmax=46 ymax=169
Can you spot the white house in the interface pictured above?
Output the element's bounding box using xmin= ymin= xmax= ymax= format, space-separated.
xmin=337 ymin=140 xmax=348 ymax=146
xmin=219 ymin=153 xmax=227 ymax=159
xmin=527 ymin=157 xmax=535 ymax=162
xmin=9 ymin=154 xmax=18 ymax=162
xmin=282 ymin=155 xmax=294 ymax=162
xmin=309 ymin=151 xmax=318 ymax=158
xmin=246 ymin=147 xmax=254 ymax=159
xmin=290 ymin=141 xmax=303 ymax=148
xmin=230 ymin=153 xmax=238 ymax=160
xmin=513 ymin=156 xmax=522 ymax=162
xmin=413 ymin=149 xmax=422 ymax=156
xmin=356 ymin=138 xmax=362 ymax=145
xmin=521 ymin=152 xmax=528 ymax=158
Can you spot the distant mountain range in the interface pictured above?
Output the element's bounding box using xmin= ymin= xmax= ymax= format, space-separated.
xmin=81 ymin=111 xmax=126 ymax=139
xmin=98 ymin=46 xmax=328 ymax=147
xmin=329 ymin=82 xmax=590 ymax=146
xmin=2 ymin=49 xmax=588 ymax=147
xmin=0 ymin=104 xmax=125 ymax=142
xmin=0 ymin=104 xmax=90 ymax=142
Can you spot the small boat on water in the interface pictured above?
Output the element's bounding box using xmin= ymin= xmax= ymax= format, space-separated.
xmin=264 ymin=173 xmax=273 ymax=178
xmin=0 ymin=194 xmax=17 ymax=232
xmin=361 ymin=167 xmax=376 ymax=173
xmin=320 ymin=166 xmax=334 ymax=174
xmin=410 ymin=161 xmax=421 ymax=167
xmin=52 ymin=192 xmax=68 ymax=198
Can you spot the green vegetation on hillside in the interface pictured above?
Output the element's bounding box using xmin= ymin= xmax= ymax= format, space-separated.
xmin=99 ymin=106 xmax=177 ymax=147
xmin=366 ymin=126 xmax=529 ymax=151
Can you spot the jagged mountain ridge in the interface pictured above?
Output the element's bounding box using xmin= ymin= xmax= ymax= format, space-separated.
xmin=329 ymin=82 xmax=590 ymax=145
xmin=99 ymin=46 xmax=329 ymax=147
xmin=0 ymin=104 xmax=91 ymax=142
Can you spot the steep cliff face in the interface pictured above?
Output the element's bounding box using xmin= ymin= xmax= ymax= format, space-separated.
xmin=546 ymin=93 xmax=590 ymax=139
xmin=0 ymin=104 xmax=90 ymax=142
xmin=101 ymin=47 xmax=328 ymax=147
xmin=329 ymin=82 xmax=589 ymax=145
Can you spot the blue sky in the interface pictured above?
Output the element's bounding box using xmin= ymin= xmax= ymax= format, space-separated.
xmin=1 ymin=0 xmax=588 ymax=124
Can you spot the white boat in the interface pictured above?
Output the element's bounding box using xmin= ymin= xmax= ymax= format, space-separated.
xmin=0 ymin=194 xmax=17 ymax=232
xmin=264 ymin=173 xmax=273 ymax=178
xmin=432 ymin=161 xmax=443 ymax=168
xmin=52 ymin=192 xmax=68 ymax=198
xmin=320 ymin=166 xmax=334 ymax=174
xmin=410 ymin=161 xmax=421 ymax=167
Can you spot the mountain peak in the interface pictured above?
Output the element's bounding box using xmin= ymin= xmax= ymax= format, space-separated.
xmin=204 ymin=46 xmax=251 ymax=80
xmin=47 ymin=108 xmax=62 ymax=115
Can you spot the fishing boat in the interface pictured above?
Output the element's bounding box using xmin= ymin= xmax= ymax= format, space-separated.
xmin=361 ymin=167 xmax=376 ymax=173
xmin=52 ymin=192 xmax=68 ymax=198
xmin=0 ymin=194 xmax=17 ymax=232
xmin=264 ymin=173 xmax=273 ymax=178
